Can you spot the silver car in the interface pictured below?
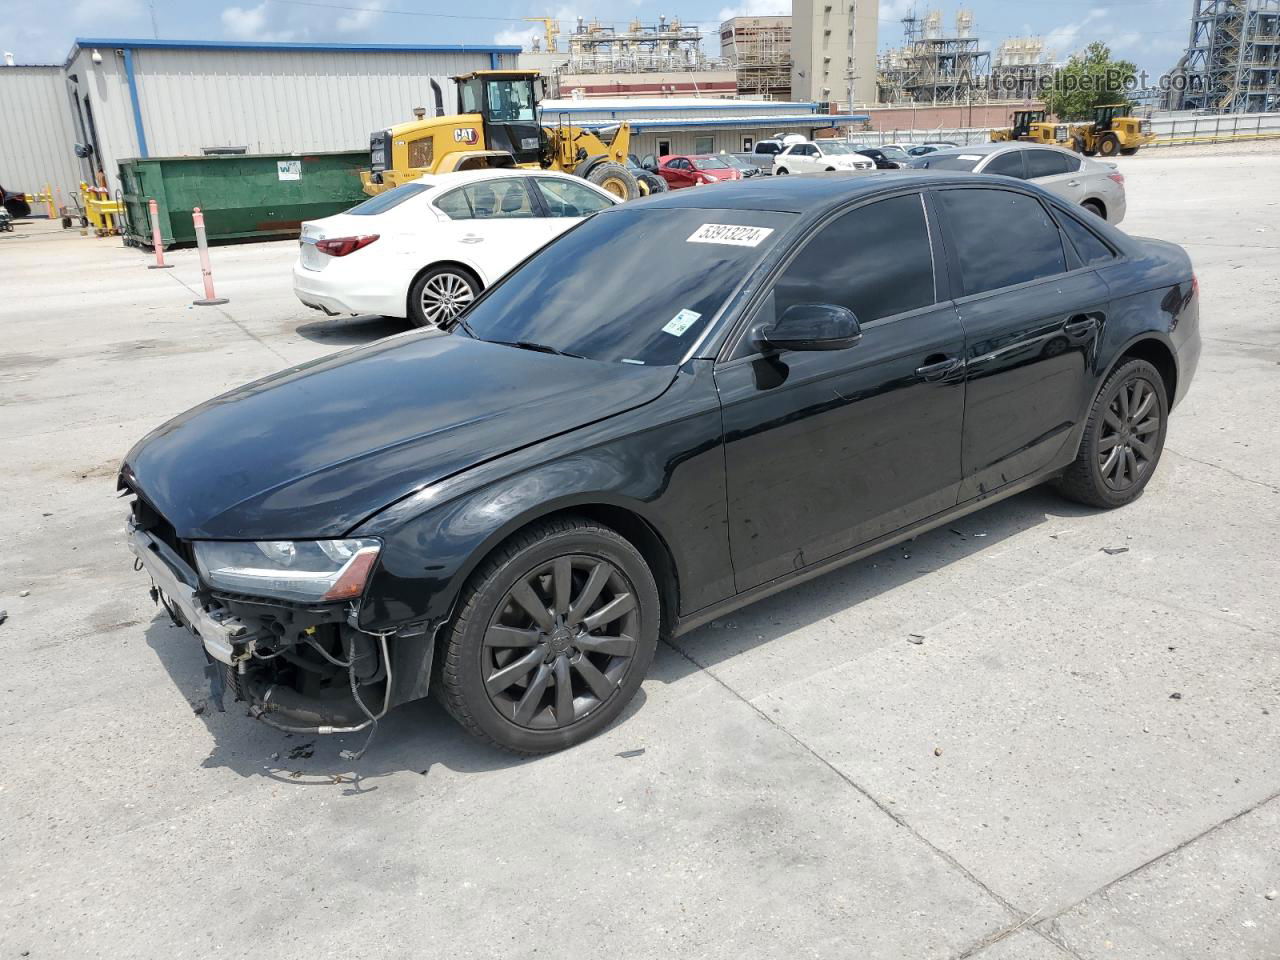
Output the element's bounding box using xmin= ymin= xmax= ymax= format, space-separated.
xmin=912 ymin=142 xmax=1126 ymax=224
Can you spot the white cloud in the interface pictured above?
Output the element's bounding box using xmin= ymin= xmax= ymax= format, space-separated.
xmin=718 ymin=0 xmax=790 ymax=21
xmin=72 ymin=0 xmax=142 ymax=21
xmin=1044 ymin=7 xmax=1108 ymax=61
xmin=494 ymin=26 xmax=542 ymax=50
xmin=336 ymin=0 xmax=381 ymax=33
xmin=221 ymin=2 xmax=299 ymax=42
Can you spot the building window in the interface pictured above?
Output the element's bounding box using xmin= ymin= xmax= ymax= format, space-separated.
xmin=742 ymin=136 xmax=753 ymax=151
xmin=694 ymin=135 xmax=714 ymax=154
xmin=657 ymin=139 xmax=672 ymax=157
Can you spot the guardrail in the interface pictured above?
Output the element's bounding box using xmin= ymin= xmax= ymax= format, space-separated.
xmin=1147 ymin=112 xmax=1280 ymax=147
xmin=847 ymin=112 xmax=1280 ymax=150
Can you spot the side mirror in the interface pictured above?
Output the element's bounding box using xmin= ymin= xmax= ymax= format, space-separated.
xmin=755 ymin=303 xmax=862 ymax=352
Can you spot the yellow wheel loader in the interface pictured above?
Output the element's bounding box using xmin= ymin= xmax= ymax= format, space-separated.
xmin=1070 ymin=105 xmax=1155 ymax=157
xmin=360 ymin=70 xmax=640 ymax=199
xmin=989 ymin=110 xmax=1070 ymax=146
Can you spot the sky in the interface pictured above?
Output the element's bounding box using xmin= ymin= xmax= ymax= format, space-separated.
xmin=2 ymin=0 xmax=1191 ymax=79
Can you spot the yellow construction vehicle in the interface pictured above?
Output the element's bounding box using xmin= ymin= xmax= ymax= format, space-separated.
xmin=1069 ymin=104 xmax=1155 ymax=157
xmin=360 ymin=70 xmax=641 ymax=199
xmin=990 ymin=110 xmax=1070 ymax=146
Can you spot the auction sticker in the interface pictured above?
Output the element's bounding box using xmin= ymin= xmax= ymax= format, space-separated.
xmin=662 ymin=308 xmax=702 ymax=337
xmin=687 ymin=223 xmax=773 ymax=247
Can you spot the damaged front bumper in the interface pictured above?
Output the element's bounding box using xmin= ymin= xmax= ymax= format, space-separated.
xmin=127 ymin=520 xmax=251 ymax=667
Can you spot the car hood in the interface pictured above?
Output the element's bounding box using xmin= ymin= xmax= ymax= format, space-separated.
xmin=123 ymin=332 xmax=675 ymax=540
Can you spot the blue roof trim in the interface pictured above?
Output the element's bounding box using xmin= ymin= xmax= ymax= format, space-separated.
xmin=545 ymin=101 xmax=822 ymax=114
xmin=122 ymin=48 xmax=148 ymax=159
xmin=546 ymin=114 xmax=868 ymax=131
xmin=67 ymin=37 xmax=519 ymax=66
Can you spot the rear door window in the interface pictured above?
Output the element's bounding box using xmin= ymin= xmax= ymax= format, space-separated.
xmin=938 ymin=188 xmax=1067 ymax=295
xmin=1025 ymin=150 xmax=1071 ymax=179
xmin=984 ymin=151 xmax=1027 ymax=179
xmin=434 ymin=180 xmax=538 ymax=220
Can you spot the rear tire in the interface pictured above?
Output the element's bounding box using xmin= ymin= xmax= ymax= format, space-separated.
xmin=634 ymin=169 xmax=667 ymax=196
xmin=438 ymin=516 xmax=660 ymax=754
xmin=408 ymin=265 xmax=480 ymax=329
xmin=1099 ymin=134 xmax=1120 ymax=157
xmin=1120 ymin=147 xmax=1139 ymax=156
xmin=1053 ymin=358 xmax=1168 ymax=509
xmin=1082 ymin=199 xmax=1105 ymax=220
xmin=585 ymin=162 xmax=640 ymax=201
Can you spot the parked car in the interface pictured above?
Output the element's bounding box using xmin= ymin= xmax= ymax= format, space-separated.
xmin=720 ymin=154 xmax=762 ymax=178
xmin=125 ymin=172 xmax=1199 ymax=755
xmin=654 ymin=154 xmax=744 ymax=189
xmin=772 ymin=141 xmax=876 ymax=175
xmin=853 ymin=145 xmax=913 ymax=169
xmin=292 ymin=168 xmax=618 ymax=328
xmin=911 ymin=142 xmax=1127 ymax=223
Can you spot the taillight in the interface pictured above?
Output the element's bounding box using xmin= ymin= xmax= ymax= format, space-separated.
xmin=1108 ymin=172 xmax=1125 ymax=186
xmin=316 ymin=234 xmax=379 ymax=257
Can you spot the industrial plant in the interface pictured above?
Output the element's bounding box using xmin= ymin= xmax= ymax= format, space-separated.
xmin=1174 ymin=0 xmax=1280 ymax=113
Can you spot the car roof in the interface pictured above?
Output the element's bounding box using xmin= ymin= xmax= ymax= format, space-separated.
xmin=413 ymin=168 xmax=578 ymax=188
xmin=923 ymin=142 xmax=1078 ymax=159
xmin=625 ymin=170 xmax=1012 ymax=214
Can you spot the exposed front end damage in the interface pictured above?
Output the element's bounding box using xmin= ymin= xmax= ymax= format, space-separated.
xmin=125 ymin=493 xmax=423 ymax=754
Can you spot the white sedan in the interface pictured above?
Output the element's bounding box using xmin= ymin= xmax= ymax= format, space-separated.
xmin=293 ymin=169 xmax=619 ymax=327
xmin=771 ymin=141 xmax=876 ymax=176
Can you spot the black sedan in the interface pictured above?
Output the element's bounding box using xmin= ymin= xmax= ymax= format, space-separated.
xmin=123 ymin=173 xmax=1201 ymax=755
xmin=855 ymin=145 xmax=912 ymax=169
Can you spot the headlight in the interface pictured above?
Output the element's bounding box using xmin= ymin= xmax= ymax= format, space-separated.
xmin=193 ymin=538 xmax=381 ymax=603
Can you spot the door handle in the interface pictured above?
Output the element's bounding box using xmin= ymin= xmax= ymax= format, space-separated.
xmin=916 ymin=356 xmax=961 ymax=381
xmin=460 ymin=234 xmax=484 ymax=244
xmin=1064 ymin=315 xmax=1100 ymax=338
xmin=1067 ymin=179 xmax=1081 ymax=186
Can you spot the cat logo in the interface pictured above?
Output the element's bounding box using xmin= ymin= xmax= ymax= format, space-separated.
xmin=453 ymin=128 xmax=480 ymax=145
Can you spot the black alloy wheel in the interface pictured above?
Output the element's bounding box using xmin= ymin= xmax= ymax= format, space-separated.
xmin=1097 ymin=376 xmax=1161 ymax=493
xmin=1054 ymin=358 xmax=1168 ymax=508
xmin=438 ymin=516 xmax=659 ymax=753
xmin=483 ymin=555 xmax=640 ymax=729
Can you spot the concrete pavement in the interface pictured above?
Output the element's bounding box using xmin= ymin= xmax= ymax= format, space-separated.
xmin=2 ymin=145 xmax=1277 ymax=958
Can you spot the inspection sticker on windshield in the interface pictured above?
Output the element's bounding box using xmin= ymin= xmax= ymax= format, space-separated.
xmin=662 ymin=309 xmax=702 ymax=337
xmin=687 ymin=223 xmax=773 ymax=247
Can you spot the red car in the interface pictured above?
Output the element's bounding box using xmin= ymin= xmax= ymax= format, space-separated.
xmin=654 ymin=154 xmax=744 ymax=190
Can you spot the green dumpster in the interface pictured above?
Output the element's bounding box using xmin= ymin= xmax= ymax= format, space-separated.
xmin=118 ymin=151 xmax=369 ymax=249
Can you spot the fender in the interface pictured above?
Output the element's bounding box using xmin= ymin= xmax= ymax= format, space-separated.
xmin=353 ymin=359 xmax=733 ymax=634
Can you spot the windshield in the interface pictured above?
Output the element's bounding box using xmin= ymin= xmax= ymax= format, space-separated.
xmin=820 ymin=142 xmax=859 ymax=155
xmin=913 ymin=154 xmax=981 ymax=172
xmin=457 ymin=208 xmax=795 ymax=365
xmin=880 ymin=146 xmax=911 ymax=161
xmin=697 ymin=156 xmax=731 ymax=169
xmin=345 ymin=182 xmax=430 ymax=215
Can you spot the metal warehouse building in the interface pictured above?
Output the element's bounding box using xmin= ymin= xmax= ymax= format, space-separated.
xmin=0 ymin=38 xmax=520 ymax=204
xmin=539 ymin=98 xmax=865 ymax=158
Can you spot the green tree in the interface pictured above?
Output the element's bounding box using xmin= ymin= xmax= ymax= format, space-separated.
xmin=1044 ymin=42 xmax=1138 ymax=120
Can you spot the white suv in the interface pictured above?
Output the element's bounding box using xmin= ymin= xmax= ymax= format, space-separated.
xmin=773 ymin=141 xmax=876 ymax=175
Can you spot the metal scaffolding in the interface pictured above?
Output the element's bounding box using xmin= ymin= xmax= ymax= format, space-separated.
xmin=876 ymin=10 xmax=992 ymax=104
xmin=564 ymin=16 xmax=729 ymax=75
xmin=1179 ymin=0 xmax=1280 ymax=113
xmin=720 ymin=16 xmax=792 ymax=100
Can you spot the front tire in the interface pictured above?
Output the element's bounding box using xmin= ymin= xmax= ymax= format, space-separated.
xmin=775 ymin=166 xmax=789 ymax=175
xmin=408 ymin=265 xmax=480 ymax=329
xmin=585 ymin=162 xmax=640 ymax=200
xmin=438 ymin=516 xmax=660 ymax=754
xmin=1053 ymin=358 xmax=1168 ymax=508
xmin=1099 ymin=134 xmax=1120 ymax=157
